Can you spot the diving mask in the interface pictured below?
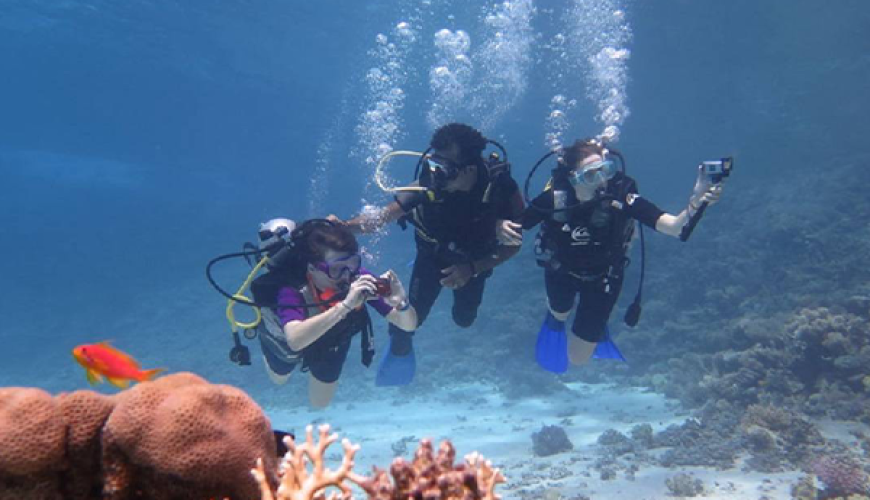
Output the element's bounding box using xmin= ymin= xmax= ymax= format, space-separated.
xmin=569 ymin=159 xmax=617 ymax=187
xmin=423 ymin=155 xmax=462 ymax=187
xmin=313 ymin=253 xmax=362 ymax=281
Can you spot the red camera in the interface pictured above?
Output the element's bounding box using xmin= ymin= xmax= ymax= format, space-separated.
xmin=374 ymin=278 xmax=392 ymax=297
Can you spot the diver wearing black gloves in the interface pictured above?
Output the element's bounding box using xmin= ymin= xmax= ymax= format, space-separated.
xmin=499 ymin=138 xmax=725 ymax=373
xmin=333 ymin=123 xmax=525 ymax=386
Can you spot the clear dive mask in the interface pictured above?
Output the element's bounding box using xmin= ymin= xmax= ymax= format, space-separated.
xmin=568 ymin=159 xmax=617 ymax=187
xmin=423 ymin=155 xmax=462 ymax=188
xmin=313 ymin=253 xmax=362 ymax=281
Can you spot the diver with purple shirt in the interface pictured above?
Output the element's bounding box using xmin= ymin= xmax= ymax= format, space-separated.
xmin=250 ymin=219 xmax=417 ymax=408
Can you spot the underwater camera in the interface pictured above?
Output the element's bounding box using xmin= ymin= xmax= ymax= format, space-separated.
xmin=374 ymin=277 xmax=392 ymax=296
xmin=701 ymin=157 xmax=733 ymax=184
xmin=680 ymin=157 xmax=734 ymax=242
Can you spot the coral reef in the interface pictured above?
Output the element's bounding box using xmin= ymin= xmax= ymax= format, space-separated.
xmin=612 ymin=306 xmax=870 ymax=475
xmin=1 ymin=374 xmax=506 ymax=500
xmin=813 ymin=454 xmax=870 ymax=499
xmin=654 ymin=307 xmax=870 ymax=423
xmin=644 ymin=400 xmax=830 ymax=472
xmin=102 ymin=372 xmax=278 ymax=500
xmin=665 ymin=473 xmax=704 ymax=497
xmin=0 ymin=387 xmax=67 ymax=500
xmin=58 ymin=390 xmax=117 ymax=500
xmin=253 ymin=424 xmax=505 ymax=500
xmin=0 ymin=372 xmax=277 ymax=500
xmin=740 ymin=404 xmax=825 ymax=472
xmin=531 ymin=425 xmax=573 ymax=457
xmin=654 ymin=402 xmax=743 ymax=469
xmin=628 ymin=424 xmax=654 ymax=449
xmin=596 ymin=429 xmax=635 ymax=456
xmin=791 ymin=475 xmax=817 ymax=500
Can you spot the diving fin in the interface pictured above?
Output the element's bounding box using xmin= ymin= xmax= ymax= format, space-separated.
xmin=375 ymin=336 xmax=416 ymax=387
xmin=535 ymin=312 xmax=568 ymax=374
xmin=593 ymin=325 xmax=627 ymax=361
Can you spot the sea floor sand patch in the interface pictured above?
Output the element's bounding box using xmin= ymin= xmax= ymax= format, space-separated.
xmin=265 ymin=382 xmax=810 ymax=499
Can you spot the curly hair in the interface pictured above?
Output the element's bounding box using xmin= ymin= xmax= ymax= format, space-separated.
xmin=430 ymin=123 xmax=487 ymax=165
xmin=561 ymin=139 xmax=605 ymax=168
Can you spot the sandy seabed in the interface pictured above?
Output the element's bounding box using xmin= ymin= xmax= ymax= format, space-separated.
xmin=264 ymin=381 xmax=857 ymax=499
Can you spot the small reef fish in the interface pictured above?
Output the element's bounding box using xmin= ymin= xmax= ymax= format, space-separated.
xmin=72 ymin=342 xmax=165 ymax=389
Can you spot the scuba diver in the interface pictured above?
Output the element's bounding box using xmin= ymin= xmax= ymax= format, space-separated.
xmin=499 ymin=138 xmax=727 ymax=373
xmin=209 ymin=219 xmax=417 ymax=408
xmin=332 ymin=123 xmax=525 ymax=386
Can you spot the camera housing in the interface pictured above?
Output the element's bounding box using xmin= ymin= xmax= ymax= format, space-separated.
xmin=701 ymin=157 xmax=733 ymax=184
xmin=374 ymin=277 xmax=392 ymax=297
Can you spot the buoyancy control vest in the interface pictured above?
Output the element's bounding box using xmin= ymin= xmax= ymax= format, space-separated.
xmin=534 ymin=173 xmax=637 ymax=277
xmin=403 ymin=156 xmax=514 ymax=262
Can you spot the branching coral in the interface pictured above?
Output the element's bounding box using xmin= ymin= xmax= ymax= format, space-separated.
xmin=254 ymin=424 xmax=505 ymax=500
xmin=253 ymin=424 xmax=365 ymax=500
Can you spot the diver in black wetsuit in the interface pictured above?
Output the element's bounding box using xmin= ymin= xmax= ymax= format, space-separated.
xmin=499 ymin=138 xmax=725 ymax=372
xmin=335 ymin=123 xmax=525 ymax=385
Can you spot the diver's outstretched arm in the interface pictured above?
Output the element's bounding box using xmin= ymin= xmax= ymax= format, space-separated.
xmin=338 ymin=201 xmax=407 ymax=235
xmin=655 ymin=183 xmax=723 ymax=238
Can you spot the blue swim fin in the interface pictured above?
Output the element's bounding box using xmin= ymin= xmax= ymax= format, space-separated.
xmin=593 ymin=325 xmax=627 ymax=361
xmin=535 ymin=312 xmax=568 ymax=374
xmin=376 ymin=337 xmax=416 ymax=386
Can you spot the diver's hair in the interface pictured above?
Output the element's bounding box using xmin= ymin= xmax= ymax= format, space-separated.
xmin=561 ymin=139 xmax=605 ymax=168
xmin=430 ymin=123 xmax=487 ymax=166
xmin=300 ymin=223 xmax=359 ymax=264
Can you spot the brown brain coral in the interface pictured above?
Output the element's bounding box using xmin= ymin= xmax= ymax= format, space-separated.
xmin=0 ymin=387 xmax=66 ymax=500
xmin=102 ymin=372 xmax=278 ymax=500
xmin=58 ymin=390 xmax=116 ymax=500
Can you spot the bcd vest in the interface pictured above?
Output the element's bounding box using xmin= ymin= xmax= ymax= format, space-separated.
xmin=405 ymin=160 xmax=512 ymax=262
xmin=534 ymin=175 xmax=636 ymax=277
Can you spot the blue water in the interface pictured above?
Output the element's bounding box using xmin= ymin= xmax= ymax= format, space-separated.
xmin=2 ymin=0 xmax=870 ymax=496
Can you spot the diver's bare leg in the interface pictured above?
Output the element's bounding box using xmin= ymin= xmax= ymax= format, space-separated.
xmin=568 ymin=336 xmax=596 ymax=365
xmin=263 ymin=356 xmax=292 ymax=385
xmin=308 ymin=374 xmax=338 ymax=409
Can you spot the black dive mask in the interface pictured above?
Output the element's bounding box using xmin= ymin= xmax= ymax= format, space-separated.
xmin=422 ymin=155 xmax=462 ymax=190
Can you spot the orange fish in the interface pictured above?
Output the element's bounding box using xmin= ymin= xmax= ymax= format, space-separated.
xmin=72 ymin=342 xmax=165 ymax=389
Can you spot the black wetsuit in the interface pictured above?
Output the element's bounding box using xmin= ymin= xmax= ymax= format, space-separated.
xmin=389 ymin=164 xmax=524 ymax=353
xmin=522 ymin=173 xmax=663 ymax=342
